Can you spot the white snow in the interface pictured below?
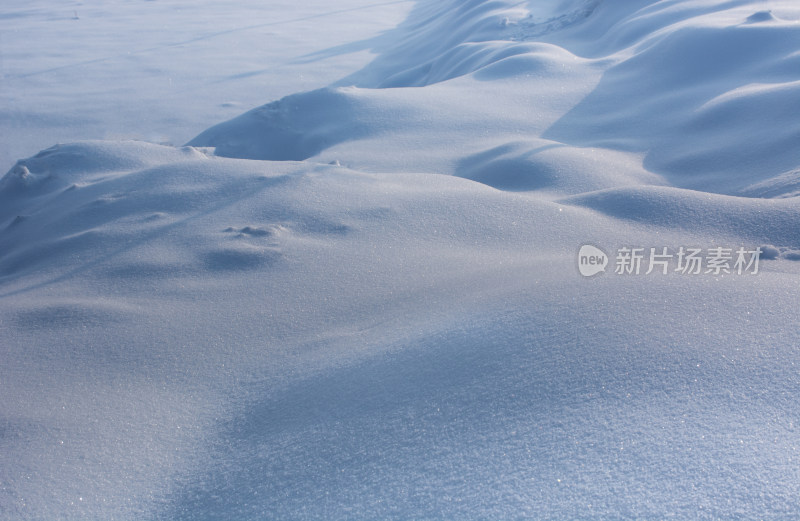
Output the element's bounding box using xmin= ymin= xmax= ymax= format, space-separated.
xmin=2 ymin=1 xmax=800 ymax=519
xmin=0 ymin=0 xmax=414 ymax=168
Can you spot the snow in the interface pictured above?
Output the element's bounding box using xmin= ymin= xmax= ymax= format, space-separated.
xmin=2 ymin=0 xmax=800 ymax=519
xmin=0 ymin=0 xmax=414 ymax=168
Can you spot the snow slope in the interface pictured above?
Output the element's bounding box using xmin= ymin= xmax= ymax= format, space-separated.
xmin=2 ymin=1 xmax=800 ymax=519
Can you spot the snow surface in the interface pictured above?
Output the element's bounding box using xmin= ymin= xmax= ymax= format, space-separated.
xmin=2 ymin=0 xmax=800 ymax=519
xmin=0 ymin=0 xmax=414 ymax=169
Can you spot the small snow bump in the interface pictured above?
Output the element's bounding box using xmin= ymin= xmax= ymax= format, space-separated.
xmin=13 ymin=164 xmax=31 ymax=179
xmin=8 ymin=215 xmax=27 ymax=228
xmin=203 ymin=246 xmax=281 ymax=271
xmin=745 ymin=10 xmax=775 ymax=24
xmin=759 ymin=245 xmax=780 ymax=260
xmin=224 ymin=224 xmax=286 ymax=238
xmin=144 ymin=212 xmax=167 ymax=222
xmin=0 ymin=163 xmax=51 ymax=192
xmin=239 ymin=226 xmax=272 ymax=237
xmin=4 ymin=164 xmax=32 ymax=186
xmin=783 ymin=250 xmax=800 ymax=261
xmin=179 ymin=146 xmax=211 ymax=159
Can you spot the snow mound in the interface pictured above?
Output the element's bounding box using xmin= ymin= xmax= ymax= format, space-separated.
xmin=188 ymin=88 xmax=377 ymax=161
xmin=561 ymin=185 xmax=800 ymax=246
xmin=455 ymin=140 xmax=662 ymax=194
xmin=4 ymin=1 xmax=800 ymax=520
xmin=545 ymin=18 xmax=800 ymax=195
xmin=5 ymin=140 xmax=800 ymax=521
xmin=1 ymin=141 xmax=203 ymax=195
xmin=190 ymin=0 xmax=800 ymax=199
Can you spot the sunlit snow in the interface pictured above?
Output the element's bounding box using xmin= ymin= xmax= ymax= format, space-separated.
xmin=2 ymin=1 xmax=800 ymax=519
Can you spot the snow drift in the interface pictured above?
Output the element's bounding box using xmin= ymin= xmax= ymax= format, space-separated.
xmin=2 ymin=0 xmax=800 ymax=519
xmin=191 ymin=0 xmax=800 ymax=198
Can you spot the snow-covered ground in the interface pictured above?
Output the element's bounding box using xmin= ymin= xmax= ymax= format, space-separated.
xmin=2 ymin=1 xmax=800 ymax=519
xmin=0 ymin=0 xmax=414 ymax=168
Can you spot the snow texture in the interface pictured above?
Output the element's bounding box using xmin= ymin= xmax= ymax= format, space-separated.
xmin=2 ymin=0 xmax=800 ymax=519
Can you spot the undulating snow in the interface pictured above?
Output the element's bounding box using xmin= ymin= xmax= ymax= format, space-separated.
xmin=2 ymin=1 xmax=800 ymax=519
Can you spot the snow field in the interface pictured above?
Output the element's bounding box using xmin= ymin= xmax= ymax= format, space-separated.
xmin=2 ymin=0 xmax=800 ymax=519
